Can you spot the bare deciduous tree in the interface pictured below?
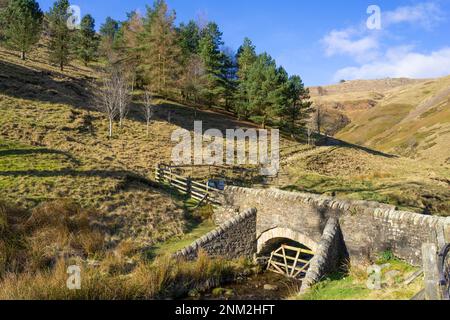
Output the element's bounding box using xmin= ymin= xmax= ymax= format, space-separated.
xmin=142 ymin=90 xmax=155 ymax=137
xmin=98 ymin=69 xmax=119 ymax=138
xmin=98 ymin=66 xmax=131 ymax=137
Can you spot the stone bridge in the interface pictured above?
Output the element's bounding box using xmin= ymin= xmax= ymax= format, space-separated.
xmin=176 ymin=186 xmax=450 ymax=291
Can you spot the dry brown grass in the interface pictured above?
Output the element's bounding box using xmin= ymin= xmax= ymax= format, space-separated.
xmin=0 ymin=199 xmax=246 ymax=300
xmin=0 ymin=200 xmax=111 ymax=275
xmin=0 ymin=251 xmax=245 ymax=300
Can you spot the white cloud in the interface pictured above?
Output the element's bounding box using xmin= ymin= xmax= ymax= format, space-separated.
xmin=384 ymin=2 xmax=444 ymax=29
xmin=333 ymin=47 xmax=450 ymax=81
xmin=322 ymin=2 xmax=444 ymax=59
xmin=322 ymin=28 xmax=379 ymax=62
xmin=322 ymin=2 xmax=448 ymax=81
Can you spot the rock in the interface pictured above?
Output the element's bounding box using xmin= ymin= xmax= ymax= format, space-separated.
xmin=263 ymin=284 xmax=279 ymax=291
xmin=384 ymin=270 xmax=401 ymax=286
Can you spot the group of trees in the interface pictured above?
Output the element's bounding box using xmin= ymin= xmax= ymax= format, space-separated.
xmin=0 ymin=0 xmax=99 ymax=69
xmin=102 ymin=0 xmax=313 ymax=134
xmin=0 ymin=0 xmax=315 ymax=137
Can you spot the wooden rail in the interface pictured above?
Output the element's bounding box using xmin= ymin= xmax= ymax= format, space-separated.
xmin=267 ymin=245 xmax=314 ymax=279
xmin=155 ymin=164 xmax=223 ymax=205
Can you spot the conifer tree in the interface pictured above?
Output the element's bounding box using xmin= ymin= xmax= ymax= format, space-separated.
xmin=198 ymin=22 xmax=226 ymax=106
xmin=116 ymin=12 xmax=145 ymax=90
xmin=178 ymin=20 xmax=200 ymax=59
xmin=100 ymin=16 xmax=119 ymax=40
xmin=75 ymin=14 xmax=98 ymax=66
xmin=234 ymin=37 xmax=257 ymax=119
xmin=284 ymin=75 xmax=313 ymax=135
xmin=0 ymin=0 xmax=43 ymax=60
xmin=141 ymin=0 xmax=181 ymax=97
xmin=246 ymin=53 xmax=286 ymax=128
xmin=47 ymin=0 xmax=72 ymax=71
xmin=99 ymin=16 xmax=119 ymax=60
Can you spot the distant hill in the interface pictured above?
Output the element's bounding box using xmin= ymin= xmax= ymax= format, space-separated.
xmin=310 ymin=77 xmax=450 ymax=166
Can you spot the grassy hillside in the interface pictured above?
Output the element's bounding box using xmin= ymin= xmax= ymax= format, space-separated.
xmin=277 ymin=145 xmax=450 ymax=216
xmin=1 ymin=47 xmax=449 ymax=220
xmin=0 ymin=44 xmax=444 ymax=300
xmin=311 ymin=76 xmax=450 ymax=167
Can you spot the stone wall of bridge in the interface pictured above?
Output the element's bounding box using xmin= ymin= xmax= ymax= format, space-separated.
xmin=175 ymin=208 xmax=257 ymax=260
xmin=218 ymin=186 xmax=450 ymax=266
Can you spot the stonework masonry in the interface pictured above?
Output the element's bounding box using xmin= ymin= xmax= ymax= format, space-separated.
xmin=175 ymin=208 xmax=257 ymax=260
xmin=217 ymin=186 xmax=450 ymax=266
xmin=301 ymin=217 xmax=347 ymax=293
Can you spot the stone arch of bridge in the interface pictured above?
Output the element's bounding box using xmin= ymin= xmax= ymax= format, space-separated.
xmin=257 ymin=227 xmax=319 ymax=255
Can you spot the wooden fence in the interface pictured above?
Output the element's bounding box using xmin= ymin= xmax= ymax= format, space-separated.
xmin=155 ymin=164 xmax=223 ymax=205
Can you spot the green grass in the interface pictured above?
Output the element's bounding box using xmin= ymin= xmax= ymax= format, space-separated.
xmin=298 ymin=256 xmax=421 ymax=300
xmin=148 ymin=219 xmax=216 ymax=258
xmin=300 ymin=275 xmax=371 ymax=300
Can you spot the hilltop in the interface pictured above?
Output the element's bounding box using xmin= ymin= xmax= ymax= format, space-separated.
xmin=310 ymin=77 xmax=450 ymax=167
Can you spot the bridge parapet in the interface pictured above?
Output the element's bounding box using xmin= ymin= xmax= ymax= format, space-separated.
xmin=218 ymin=186 xmax=450 ymax=266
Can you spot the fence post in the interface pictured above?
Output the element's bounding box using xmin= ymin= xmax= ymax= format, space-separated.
xmin=422 ymin=243 xmax=442 ymax=300
xmin=187 ymin=177 xmax=192 ymax=198
xmin=155 ymin=164 xmax=162 ymax=183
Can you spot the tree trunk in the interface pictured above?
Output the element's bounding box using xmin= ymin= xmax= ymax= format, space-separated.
xmin=109 ymin=118 xmax=113 ymax=138
xmin=21 ymin=51 xmax=26 ymax=60
xmin=60 ymin=61 xmax=64 ymax=71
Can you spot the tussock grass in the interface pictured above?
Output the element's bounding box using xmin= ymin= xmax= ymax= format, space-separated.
xmin=0 ymin=200 xmax=245 ymax=300
xmin=0 ymin=251 xmax=244 ymax=300
xmin=0 ymin=200 xmax=109 ymax=276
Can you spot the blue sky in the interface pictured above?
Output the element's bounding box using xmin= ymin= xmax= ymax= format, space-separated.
xmin=37 ymin=0 xmax=450 ymax=86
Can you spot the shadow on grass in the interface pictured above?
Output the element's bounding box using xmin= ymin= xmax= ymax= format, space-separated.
xmin=317 ymin=136 xmax=398 ymax=158
xmin=0 ymin=148 xmax=81 ymax=165
xmin=0 ymin=59 xmax=94 ymax=109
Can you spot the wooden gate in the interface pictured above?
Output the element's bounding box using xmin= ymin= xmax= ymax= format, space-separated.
xmin=267 ymin=245 xmax=314 ymax=279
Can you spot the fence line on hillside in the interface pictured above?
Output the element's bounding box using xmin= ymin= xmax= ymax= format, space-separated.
xmin=155 ymin=164 xmax=223 ymax=205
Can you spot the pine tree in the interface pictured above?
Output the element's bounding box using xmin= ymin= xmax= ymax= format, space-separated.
xmin=47 ymin=0 xmax=72 ymax=71
xmin=198 ymin=22 xmax=226 ymax=106
xmin=100 ymin=16 xmax=119 ymax=40
xmin=236 ymin=37 xmax=257 ymax=80
xmin=221 ymin=48 xmax=238 ymax=111
xmin=234 ymin=37 xmax=257 ymax=119
xmin=246 ymin=53 xmax=286 ymax=128
xmin=75 ymin=14 xmax=98 ymax=66
xmin=178 ymin=20 xmax=200 ymax=58
xmin=0 ymin=0 xmax=43 ymax=60
xmin=283 ymin=75 xmax=313 ymax=135
xmin=141 ymin=0 xmax=181 ymax=97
